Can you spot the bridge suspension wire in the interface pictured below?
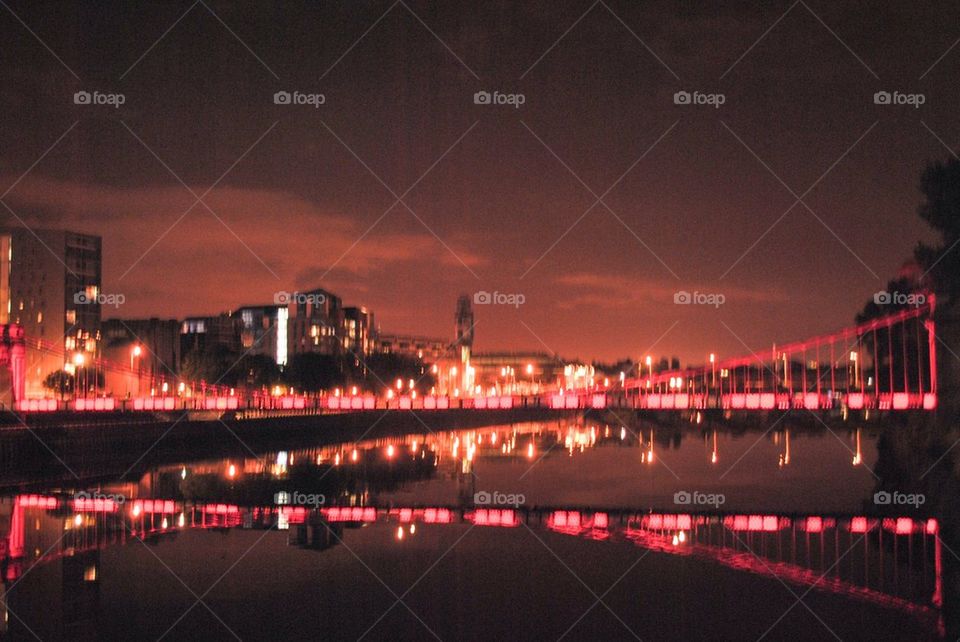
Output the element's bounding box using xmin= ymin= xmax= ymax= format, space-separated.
xmin=619 ymin=297 xmax=938 ymax=411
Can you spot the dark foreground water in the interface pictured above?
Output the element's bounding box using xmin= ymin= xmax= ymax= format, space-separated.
xmin=0 ymin=416 xmax=948 ymax=640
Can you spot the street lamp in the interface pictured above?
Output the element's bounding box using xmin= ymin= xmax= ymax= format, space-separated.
xmin=73 ymin=352 xmax=85 ymax=396
xmin=131 ymin=344 xmax=143 ymax=396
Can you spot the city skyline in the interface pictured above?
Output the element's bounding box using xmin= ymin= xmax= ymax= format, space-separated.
xmin=2 ymin=2 xmax=959 ymax=363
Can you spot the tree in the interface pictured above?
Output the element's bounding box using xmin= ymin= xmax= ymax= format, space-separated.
xmin=180 ymin=345 xmax=241 ymax=386
xmin=354 ymin=353 xmax=435 ymax=393
xmin=43 ymin=370 xmax=74 ymax=397
xmin=282 ymin=353 xmax=343 ymax=393
xmin=234 ymin=354 xmax=281 ymax=388
xmin=914 ymin=157 xmax=960 ymax=301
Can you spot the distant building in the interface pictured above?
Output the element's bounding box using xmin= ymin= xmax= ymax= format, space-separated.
xmin=286 ymin=288 xmax=342 ymax=356
xmin=343 ymin=306 xmax=375 ymax=356
xmin=235 ymin=304 xmax=287 ymax=365
xmin=469 ymin=352 xmax=565 ymax=395
xmin=377 ymin=333 xmax=450 ymax=361
xmin=455 ymin=295 xmax=474 ymax=351
xmin=180 ymin=314 xmax=241 ymax=356
xmin=0 ymin=228 xmax=101 ymax=397
xmin=102 ymin=318 xmax=180 ymax=391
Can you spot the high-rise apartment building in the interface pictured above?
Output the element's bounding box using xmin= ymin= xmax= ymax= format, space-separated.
xmin=0 ymin=228 xmax=101 ymax=396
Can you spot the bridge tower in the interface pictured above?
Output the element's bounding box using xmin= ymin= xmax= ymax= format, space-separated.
xmin=455 ymin=295 xmax=474 ymax=393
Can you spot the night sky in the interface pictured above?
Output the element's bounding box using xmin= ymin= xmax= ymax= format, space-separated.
xmin=2 ymin=1 xmax=958 ymax=363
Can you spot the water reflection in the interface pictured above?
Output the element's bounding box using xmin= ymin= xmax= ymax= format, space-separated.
xmin=0 ymin=495 xmax=944 ymax=638
xmin=0 ymin=417 xmax=951 ymax=639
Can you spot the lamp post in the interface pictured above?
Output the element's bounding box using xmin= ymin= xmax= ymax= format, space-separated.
xmin=73 ymin=352 xmax=86 ymax=397
xmin=131 ymin=344 xmax=143 ymax=396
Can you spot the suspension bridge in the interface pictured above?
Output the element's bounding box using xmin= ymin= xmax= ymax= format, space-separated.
xmin=7 ymin=297 xmax=942 ymax=415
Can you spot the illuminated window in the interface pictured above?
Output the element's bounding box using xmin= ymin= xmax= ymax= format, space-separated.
xmin=36 ymin=312 xmax=42 ymax=323
xmin=66 ymin=310 xmax=76 ymax=324
xmin=83 ymin=565 xmax=97 ymax=582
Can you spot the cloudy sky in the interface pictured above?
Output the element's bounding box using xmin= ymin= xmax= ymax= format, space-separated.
xmin=1 ymin=1 xmax=958 ymax=362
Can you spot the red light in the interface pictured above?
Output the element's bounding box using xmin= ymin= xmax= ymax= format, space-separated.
xmin=805 ymin=516 xmax=823 ymax=533
xmin=850 ymin=516 xmax=869 ymax=533
xmin=593 ymin=512 xmax=609 ymax=529
xmin=926 ymin=518 xmax=938 ymax=535
xmin=895 ymin=517 xmax=913 ymax=535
